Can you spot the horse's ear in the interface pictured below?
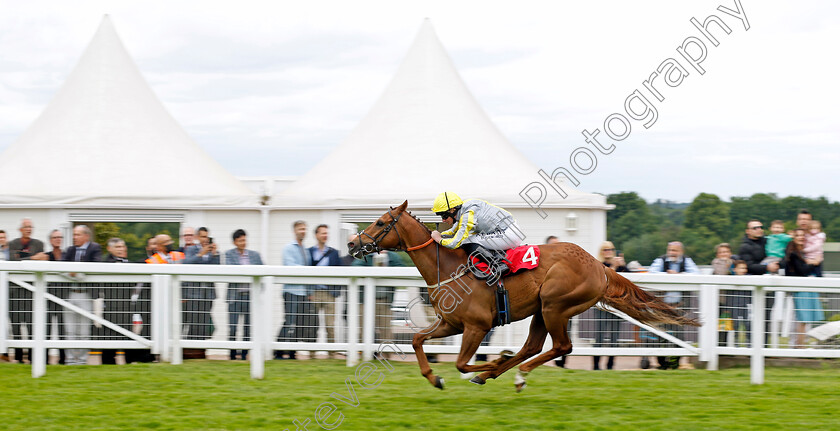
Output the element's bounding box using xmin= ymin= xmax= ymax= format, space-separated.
xmin=397 ymin=200 xmax=408 ymax=212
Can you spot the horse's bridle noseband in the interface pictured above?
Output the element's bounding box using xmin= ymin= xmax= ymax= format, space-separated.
xmin=355 ymin=208 xmax=435 ymax=255
xmin=355 ymin=208 xmax=404 ymax=255
xmin=354 ymin=207 xmax=444 ymax=290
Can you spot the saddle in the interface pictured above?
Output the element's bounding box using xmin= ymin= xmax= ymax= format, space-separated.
xmin=466 ymin=245 xmax=540 ymax=282
xmin=464 ymin=245 xmax=541 ymax=327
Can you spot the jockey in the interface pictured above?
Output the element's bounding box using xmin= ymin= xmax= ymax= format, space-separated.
xmin=430 ymin=191 xmax=523 ymax=278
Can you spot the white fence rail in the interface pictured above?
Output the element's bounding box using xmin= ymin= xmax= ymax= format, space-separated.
xmin=2 ymin=261 xmax=839 ymax=384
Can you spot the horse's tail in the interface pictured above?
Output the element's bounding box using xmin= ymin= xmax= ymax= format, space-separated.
xmin=601 ymin=267 xmax=699 ymax=326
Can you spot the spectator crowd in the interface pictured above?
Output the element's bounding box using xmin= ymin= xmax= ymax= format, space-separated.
xmin=1 ymin=209 xmax=831 ymax=368
xmin=2 ymin=219 xmax=364 ymax=364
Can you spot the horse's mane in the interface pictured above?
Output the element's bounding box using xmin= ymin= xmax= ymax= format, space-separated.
xmin=405 ymin=210 xmax=432 ymax=234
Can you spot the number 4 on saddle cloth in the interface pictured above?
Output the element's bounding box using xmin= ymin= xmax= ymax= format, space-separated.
xmin=467 ymin=245 xmax=540 ymax=280
xmin=465 ymin=245 xmax=540 ymax=327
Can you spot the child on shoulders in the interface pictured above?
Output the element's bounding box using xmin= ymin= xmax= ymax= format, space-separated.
xmin=804 ymin=220 xmax=826 ymax=277
xmin=762 ymin=220 xmax=791 ymax=266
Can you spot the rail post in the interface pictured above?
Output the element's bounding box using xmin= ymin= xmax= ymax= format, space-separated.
xmin=170 ymin=275 xmax=182 ymax=365
xmin=0 ymin=271 xmax=8 ymax=357
xmin=698 ymin=284 xmax=719 ymax=370
xmin=362 ymin=277 xmax=376 ymax=362
xmin=261 ymin=276 xmax=274 ymax=361
xmin=250 ymin=276 xmax=266 ymax=379
xmin=750 ymin=285 xmax=766 ymax=384
xmin=156 ymin=274 xmax=172 ymax=362
xmin=31 ymin=271 xmax=47 ymax=378
xmin=347 ymin=278 xmax=359 ymax=367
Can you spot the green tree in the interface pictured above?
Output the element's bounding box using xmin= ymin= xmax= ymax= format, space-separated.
xmin=606 ymin=192 xmax=648 ymax=224
xmin=622 ymin=231 xmax=670 ymax=266
xmin=606 ymin=192 xmax=840 ymax=267
xmin=92 ymin=223 xmax=121 ymax=253
xmin=679 ymin=226 xmax=722 ymax=264
xmin=729 ymin=193 xmax=785 ymax=239
xmin=684 ymin=193 xmax=730 ymax=239
xmin=825 ymin=218 xmax=840 ymax=242
xmin=650 ymin=200 xmax=686 ymax=226
xmin=87 ymin=222 xmax=178 ymax=262
xmin=606 ymin=192 xmax=660 ymax=250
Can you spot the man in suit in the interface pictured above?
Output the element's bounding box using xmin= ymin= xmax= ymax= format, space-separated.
xmin=308 ymin=224 xmax=343 ymax=358
xmin=40 ymin=229 xmax=67 ymax=364
xmin=129 ymin=236 xmax=156 ymax=363
xmin=182 ymin=227 xmax=219 ymax=356
xmin=100 ymin=238 xmax=131 ymax=364
xmin=224 ymin=229 xmax=263 ymax=360
xmin=8 ymin=218 xmax=45 ymax=363
xmin=62 ymin=225 xmax=103 ymax=365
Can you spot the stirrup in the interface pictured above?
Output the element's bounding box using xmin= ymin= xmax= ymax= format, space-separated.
xmin=493 ymin=281 xmax=511 ymax=327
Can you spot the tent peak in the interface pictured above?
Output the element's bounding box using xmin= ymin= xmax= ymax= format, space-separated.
xmin=279 ymin=20 xmax=593 ymax=206
xmin=0 ymin=15 xmax=255 ymax=205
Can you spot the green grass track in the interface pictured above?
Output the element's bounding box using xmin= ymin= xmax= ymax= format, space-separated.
xmin=1 ymin=360 xmax=838 ymax=430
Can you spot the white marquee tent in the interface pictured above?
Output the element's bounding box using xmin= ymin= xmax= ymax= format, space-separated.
xmin=0 ymin=16 xmax=256 ymax=207
xmin=276 ymin=20 xmax=610 ymax=252
xmin=278 ymin=19 xmax=603 ymax=211
xmin=0 ymin=16 xmax=612 ymax=356
xmin=0 ymin=17 xmax=609 ymax=263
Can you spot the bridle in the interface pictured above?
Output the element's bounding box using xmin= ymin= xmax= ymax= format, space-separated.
xmin=354 ymin=207 xmax=444 ymax=288
xmin=355 ymin=208 xmax=437 ymax=254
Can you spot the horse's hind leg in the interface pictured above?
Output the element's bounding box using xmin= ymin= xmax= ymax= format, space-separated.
xmin=513 ymin=298 xmax=588 ymax=391
xmin=510 ymin=315 xmax=573 ymax=391
xmin=472 ymin=313 xmax=548 ymax=384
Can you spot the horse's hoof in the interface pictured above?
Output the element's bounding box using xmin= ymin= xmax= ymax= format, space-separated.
xmin=470 ymin=375 xmax=486 ymax=385
xmin=500 ymin=350 xmax=515 ymax=359
xmin=513 ymin=370 xmax=528 ymax=393
xmin=434 ymin=376 xmax=445 ymax=390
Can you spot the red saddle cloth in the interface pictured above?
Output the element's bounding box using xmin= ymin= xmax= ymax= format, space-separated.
xmin=469 ymin=245 xmax=540 ymax=275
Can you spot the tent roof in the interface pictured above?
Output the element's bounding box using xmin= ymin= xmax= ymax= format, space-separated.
xmin=278 ymin=19 xmax=605 ymax=210
xmin=0 ymin=16 xmax=256 ymax=207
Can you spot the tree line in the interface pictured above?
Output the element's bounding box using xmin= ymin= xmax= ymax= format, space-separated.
xmin=606 ymin=192 xmax=840 ymax=265
xmin=91 ymin=222 xmax=179 ymax=262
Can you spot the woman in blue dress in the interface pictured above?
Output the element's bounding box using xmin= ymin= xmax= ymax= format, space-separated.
xmin=783 ymin=228 xmax=824 ymax=347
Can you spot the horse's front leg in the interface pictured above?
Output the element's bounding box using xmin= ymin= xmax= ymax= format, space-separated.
xmin=412 ymin=319 xmax=460 ymax=390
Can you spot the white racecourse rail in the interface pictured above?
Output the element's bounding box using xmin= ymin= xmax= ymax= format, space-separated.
xmin=1 ymin=261 xmax=838 ymax=384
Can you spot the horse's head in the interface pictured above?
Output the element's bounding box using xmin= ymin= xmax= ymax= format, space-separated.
xmin=347 ymin=200 xmax=409 ymax=259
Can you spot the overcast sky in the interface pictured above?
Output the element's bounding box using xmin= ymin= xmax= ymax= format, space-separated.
xmin=0 ymin=0 xmax=837 ymax=203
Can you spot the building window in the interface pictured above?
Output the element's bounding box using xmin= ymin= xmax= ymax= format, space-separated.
xmin=566 ymin=213 xmax=578 ymax=232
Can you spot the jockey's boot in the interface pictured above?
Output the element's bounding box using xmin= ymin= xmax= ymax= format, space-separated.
xmin=490 ymin=250 xmax=510 ymax=277
xmin=463 ymin=244 xmax=509 ymax=282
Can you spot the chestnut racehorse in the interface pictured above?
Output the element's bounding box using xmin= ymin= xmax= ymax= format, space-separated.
xmin=347 ymin=201 xmax=698 ymax=391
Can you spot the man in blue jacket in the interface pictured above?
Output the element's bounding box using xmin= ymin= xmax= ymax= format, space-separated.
xmin=224 ymin=229 xmax=263 ymax=361
xmin=308 ymin=224 xmax=343 ymax=358
xmin=276 ymin=221 xmax=314 ymax=359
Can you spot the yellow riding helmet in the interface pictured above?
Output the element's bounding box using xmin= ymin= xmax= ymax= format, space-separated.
xmin=431 ymin=192 xmax=464 ymax=213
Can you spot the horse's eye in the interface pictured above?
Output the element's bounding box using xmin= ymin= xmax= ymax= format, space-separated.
xmin=376 ymin=221 xmax=384 ymax=227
